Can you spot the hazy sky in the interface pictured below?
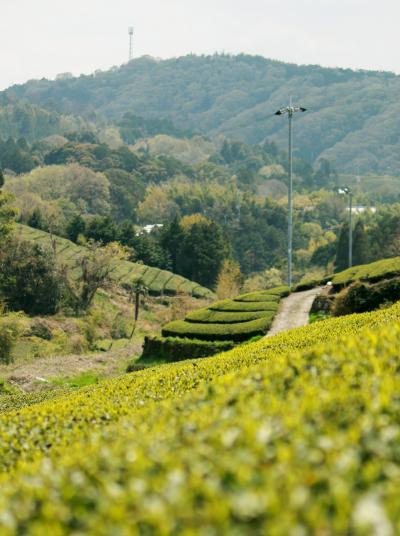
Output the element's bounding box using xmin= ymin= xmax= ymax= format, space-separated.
xmin=2 ymin=0 xmax=400 ymax=90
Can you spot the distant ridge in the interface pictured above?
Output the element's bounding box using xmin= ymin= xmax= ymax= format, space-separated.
xmin=4 ymin=54 xmax=400 ymax=173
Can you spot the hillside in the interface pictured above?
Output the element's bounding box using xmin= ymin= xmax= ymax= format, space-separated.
xmin=16 ymin=225 xmax=213 ymax=299
xmin=0 ymin=98 xmax=89 ymax=143
xmin=4 ymin=54 xmax=400 ymax=174
xmin=0 ymin=299 xmax=400 ymax=531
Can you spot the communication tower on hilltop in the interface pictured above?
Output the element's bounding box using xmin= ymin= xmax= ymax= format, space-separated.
xmin=128 ymin=27 xmax=134 ymax=61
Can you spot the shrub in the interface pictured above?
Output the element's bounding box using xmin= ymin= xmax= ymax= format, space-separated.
xmin=332 ymin=255 xmax=400 ymax=287
xmin=233 ymin=292 xmax=280 ymax=302
xmin=295 ymin=277 xmax=330 ymax=291
xmin=0 ymin=313 xmax=27 ymax=363
xmin=265 ymin=285 xmax=290 ymax=297
xmin=233 ymin=286 xmax=289 ymax=302
xmin=186 ymin=309 xmax=271 ymax=324
xmin=138 ymin=336 xmax=235 ymax=363
xmin=162 ymin=315 xmax=274 ymax=342
xmin=209 ymin=299 xmax=279 ymax=312
xmin=333 ymin=277 xmax=400 ymax=316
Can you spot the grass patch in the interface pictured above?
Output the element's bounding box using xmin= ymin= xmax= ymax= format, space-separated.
xmin=52 ymin=372 xmax=100 ymax=389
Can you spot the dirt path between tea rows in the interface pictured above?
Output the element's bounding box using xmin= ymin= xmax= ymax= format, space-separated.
xmin=266 ymin=287 xmax=323 ymax=337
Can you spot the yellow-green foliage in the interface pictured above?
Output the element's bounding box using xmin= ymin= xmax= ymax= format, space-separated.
xmin=0 ymin=313 xmax=27 ymax=363
xmin=0 ymin=304 xmax=399 ymax=531
xmin=15 ymin=224 xmax=213 ymax=298
xmin=332 ymin=256 xmax=400 ymax=286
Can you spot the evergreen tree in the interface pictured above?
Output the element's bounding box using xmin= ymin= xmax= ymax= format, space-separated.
xmin=131 ymin=232 xmax=171 ymax=270
xmin=352 ymin=220 xmax=370 ymax=266
xmin=177 ymin=220 xmax=227 ymax=288
xmin=160 ymin=217 xmax=184 ymax=273
xmin=85 ymin=216 xmax=119 ymax=244
xmin=0 ymin=169 xmax=4 ymax=189
xmin=334 ymin=222 xmax=350 ymax=272
xmin=27 ymin=209 xmax=45 ymax=230
xmin=67 ymin=215 xmax=86 ymax=243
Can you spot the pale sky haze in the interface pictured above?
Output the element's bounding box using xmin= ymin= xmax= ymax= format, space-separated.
xmin=1 ymin=0 xmax=399 ymax=90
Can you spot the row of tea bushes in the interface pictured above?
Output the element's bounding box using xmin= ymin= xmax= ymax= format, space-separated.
xmin=17 ymin=225 xmax=213 ymax=299
xmin=331 ymin=255 xmax=400 ymax=287
xmin=142 ymin=287 xmax=289 ymax=361
xmin=0 ymin=304 xmax=400 ymax=532
xmin=162 ymin=315 xmax=274 ymax=342
xmin=296 ymin=256 xmax=400 ymax=292
xmin=136 ymin=336 xmax=236 ymax=364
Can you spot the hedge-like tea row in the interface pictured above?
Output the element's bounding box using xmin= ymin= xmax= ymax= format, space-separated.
xmin=209 ymin=299 xmax=279 ymax=312
xmin=296 ymin=257 xmax=400 ymax=292
xmin=186 ymin=309 xmax=270 ymax=324
xmin=234 ymin=286 xmax=290 ymax=302
xmin=161 ymin=287 xmax=286 ymax=345
xmin=16 ymin=225 xmax=213 ymax=298
xmin=332 ymin=256 xmax=400 ymax=286
xmin=162 ymin=315 xmax=274 ymax=341
xmin=0 ymin=304 xmax=400 ymax=532
xmin=138 ymin=335 xmax=235 ymax=363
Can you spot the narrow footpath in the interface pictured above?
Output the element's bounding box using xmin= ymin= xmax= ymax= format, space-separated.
xmin=266 ymin=287 xmax=322 ymax=337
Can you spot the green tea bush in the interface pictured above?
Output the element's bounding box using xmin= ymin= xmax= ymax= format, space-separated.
xmin=186 ymin=309 xmax=270 ymax=324
xmin=209 ymin=299 xmax=279 ymax=312
xmin=234 ymin=293 xmax=279 ymax=302
xmin=332 ymin=255 xmax=400 ymax=287
xmin=0 ymin=304 xmax=400 ymax=532
xmin=17 ymin=225 xmax=214 ymax=299
xmin=138 ymin=336 xmax=235 ymax=364
xmin=162 ymin=315 xmax=274 ymax=341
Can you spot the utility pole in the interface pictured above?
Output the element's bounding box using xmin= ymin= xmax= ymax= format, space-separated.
xmin=338 ymin=186 xmax=353 ymax=268
xmin=275 ymin=98 xmax=307 ymax=288
xmin=128 ymin=27 xmax=134 ymax=61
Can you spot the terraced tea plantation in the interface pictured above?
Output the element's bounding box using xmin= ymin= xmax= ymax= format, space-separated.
xmin=139 ymin=286 xmax=289 ymax=362
xmin=164 ymin=286 xmax=289 ymax=341
xmin=16 ymin=225 xmax=213 ymax=298
xmin=1 ymin=300 xmax=400 ymax=532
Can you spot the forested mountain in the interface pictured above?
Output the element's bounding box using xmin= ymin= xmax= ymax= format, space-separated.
xmin=4 ymin=54 xmax=400 ymax=174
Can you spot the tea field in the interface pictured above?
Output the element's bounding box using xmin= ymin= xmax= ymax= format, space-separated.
xmin=16 ymin=225 xmax=213 ymax=299
xmin=0 ymin=301 xmax=399 ymax=532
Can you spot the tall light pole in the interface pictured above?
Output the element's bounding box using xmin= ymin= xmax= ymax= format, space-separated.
xmin=275 ymin=99 xmax=307 ymax=288
xmin=128 ymin=27 xmax=134 ymax=61
xmin=338 ymin=186 xmax=353 ymax=268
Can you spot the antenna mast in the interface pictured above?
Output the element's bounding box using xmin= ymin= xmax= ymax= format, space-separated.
xmin=128 ymin=27 xmax=134 ymax=61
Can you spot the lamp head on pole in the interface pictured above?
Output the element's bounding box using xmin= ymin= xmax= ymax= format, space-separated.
xmin=274 ymin=106 xmax=307 ymax=116
xmin=338 ymin=186 xmax=352 ymax=195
